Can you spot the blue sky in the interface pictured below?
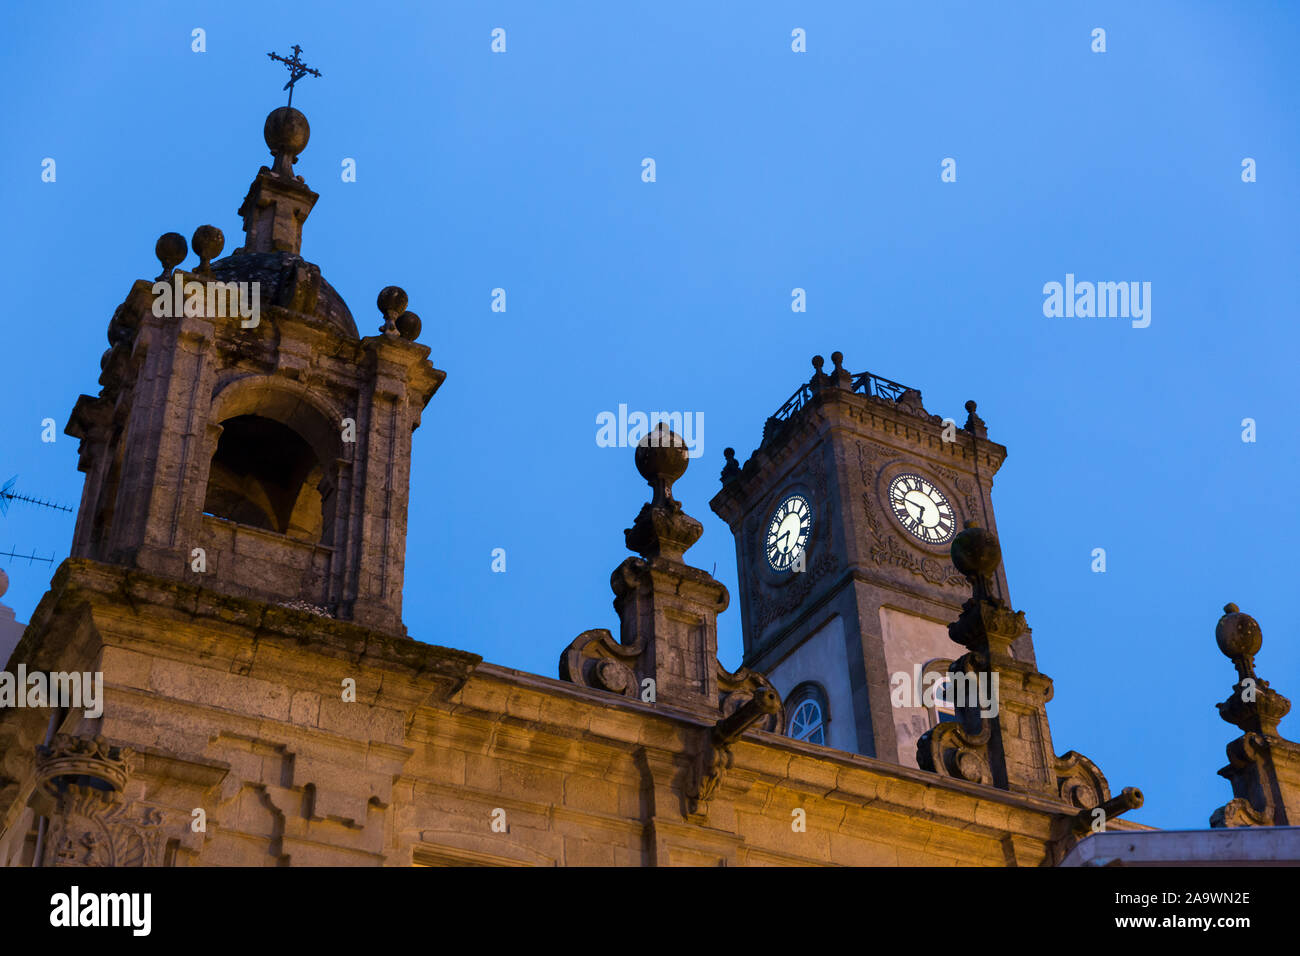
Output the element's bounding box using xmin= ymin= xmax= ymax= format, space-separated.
xmin=2 ymin=1 xmax=1296 ymax=831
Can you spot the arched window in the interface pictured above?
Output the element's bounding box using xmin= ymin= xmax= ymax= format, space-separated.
xmin=785 ymin=683 xmax=829 ymax=745
xmin=922 ymin=659 xmax=957 ymax=727
xmin=203 ymin=414 xmax=324 ymax=542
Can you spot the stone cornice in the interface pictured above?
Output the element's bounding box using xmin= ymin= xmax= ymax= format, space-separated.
xmin=437 ymin=662 xmax=1151 ymax=839
xmin=17 ymin=559 xmax=480 ymax=709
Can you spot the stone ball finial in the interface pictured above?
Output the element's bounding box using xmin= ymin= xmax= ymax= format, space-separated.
xmin=1216 ymin=603 xmax=1262 ymax=666
xmin=811 ymin=355 xmax=824 ymax=372
xmin=264 ymin=106 xmax=311 ymax=161
xmin=377 ymin=286 xmax=408 ymax=335
xmin=154 ymin=232 xmax=187 ymax=279
xmin=720 ymin=447 xmax=741 ymax=484
xmin=828 ymin=349 xmax=853 ymax=387
xmin=963 ymin=399 xmax=988 ymax=435
xmin=626 ymin=424 xmax=705 ymax=560
xmin=951 ymin=519 xmax=1001 ymax=582
xmin=377 ymin=286 xmax=408 ymax=316
xmin=635 ymin=423 xmax=689 ymax=507
xmin=396 ymin=310 xmax=422 ymax=341
xmin=191 ymin=225 xmax=224 ymax=273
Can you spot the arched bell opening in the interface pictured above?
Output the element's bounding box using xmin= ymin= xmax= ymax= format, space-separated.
xmin=202 ymin=414 xmax=325 ymax=542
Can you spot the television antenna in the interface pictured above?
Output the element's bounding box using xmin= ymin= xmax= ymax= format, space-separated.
xmin=0 ymin=476 xmax=73 ymax=518
xmin=0 ymin=546 xmax=55 ymax=566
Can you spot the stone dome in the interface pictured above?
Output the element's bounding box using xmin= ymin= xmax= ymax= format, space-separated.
xmin=208 ymin=251 xmax=358 ymax=339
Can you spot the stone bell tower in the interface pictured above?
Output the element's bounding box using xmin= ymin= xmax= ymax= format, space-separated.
xmin=710 ymin=351 xmax=1023 ymax=765
xmin=64 ymin=105 xmax=444 ymax=635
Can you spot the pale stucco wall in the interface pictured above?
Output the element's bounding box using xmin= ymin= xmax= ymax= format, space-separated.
xmin=766 ymin=614 xmax=858 ymax=754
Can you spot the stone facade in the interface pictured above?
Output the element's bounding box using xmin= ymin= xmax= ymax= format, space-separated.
xmin=0 ymin=556 xmax=1145 ymax=867
xmin=1 ymin=104 xmax=1294 ymax=867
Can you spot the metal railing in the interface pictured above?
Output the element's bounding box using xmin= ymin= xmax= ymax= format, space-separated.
xmin=769 ymin=370 xmax=913 ymax=423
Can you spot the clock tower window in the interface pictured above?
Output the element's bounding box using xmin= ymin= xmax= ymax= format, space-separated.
xmin=785 ymin=682 xmax=829 ymax=745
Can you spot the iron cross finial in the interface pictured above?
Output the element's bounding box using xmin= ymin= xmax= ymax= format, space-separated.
xmin=267 ymin=44 xmax=322 ymax=107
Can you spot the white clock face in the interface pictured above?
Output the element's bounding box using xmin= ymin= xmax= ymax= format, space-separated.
xmin=765 ymin=494 xmax=812 ymax=572
xmin=887 ymin=473 xmax=956 ymax=545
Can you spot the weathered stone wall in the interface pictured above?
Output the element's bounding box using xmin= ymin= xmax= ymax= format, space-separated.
xmin=0 ymin=560 xmax=1145 ymax=867
xmin=194 ymin=515 xmax=333 ymax=609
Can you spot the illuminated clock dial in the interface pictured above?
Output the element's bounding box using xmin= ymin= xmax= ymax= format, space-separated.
xmin=887 ymin=473 xmax=956 ymax=545
xmin=765 ymin=494 xmax=812 ymax=572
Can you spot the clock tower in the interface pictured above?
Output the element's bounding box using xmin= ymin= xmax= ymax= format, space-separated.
xmin=711 ymin=351 xmax=1029 ymax=766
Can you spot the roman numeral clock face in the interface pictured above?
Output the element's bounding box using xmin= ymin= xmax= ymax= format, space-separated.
xmin=765 ymin=494 xmax=811 ymax=571
xmin=888 ymin=473 xmax=956 ymax=545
